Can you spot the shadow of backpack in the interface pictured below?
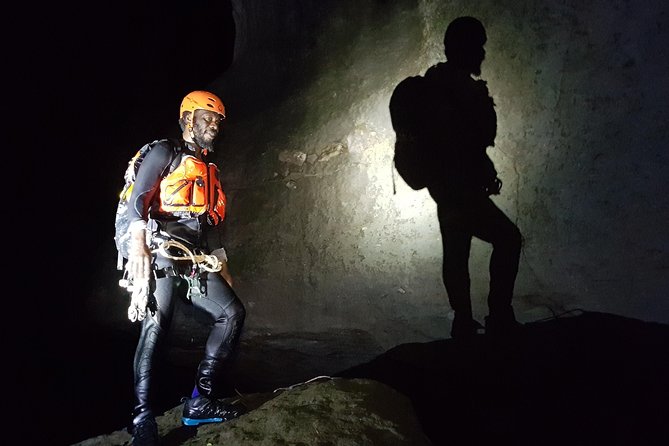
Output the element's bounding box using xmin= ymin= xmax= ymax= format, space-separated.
xmin=389 ymin=75 xmax=435 ymax=191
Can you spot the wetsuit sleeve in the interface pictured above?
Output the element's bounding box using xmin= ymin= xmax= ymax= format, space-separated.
xmin=127 ymin=142 xmax=175 ymax=226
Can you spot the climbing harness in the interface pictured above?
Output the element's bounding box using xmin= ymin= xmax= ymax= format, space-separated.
xmin=119 ymin=239 xmax=223 ymax=322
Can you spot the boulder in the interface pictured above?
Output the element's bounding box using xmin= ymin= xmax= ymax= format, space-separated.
xmin=73 ymin=377 xmax=431 ymax=446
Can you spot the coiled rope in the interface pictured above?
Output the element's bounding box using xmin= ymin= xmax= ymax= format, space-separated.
xmin=155 ymin=239 xmax=222 ymax=273
xmin=120 ymin=239 xmax=223 ymax=322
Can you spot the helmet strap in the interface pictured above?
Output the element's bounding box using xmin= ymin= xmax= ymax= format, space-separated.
xmin=186 ymin=114 xmax=196 ymax=141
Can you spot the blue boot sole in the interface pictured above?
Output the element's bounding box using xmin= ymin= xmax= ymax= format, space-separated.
xmin=182 ymin=417 xmax=223 ymax=426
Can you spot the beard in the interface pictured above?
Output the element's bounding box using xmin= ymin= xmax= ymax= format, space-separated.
xmin=193 ymin=128 xmax=217 ymax=152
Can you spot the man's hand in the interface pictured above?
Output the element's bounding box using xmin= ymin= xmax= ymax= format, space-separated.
xmin=219 ymin=261 xmax=234 ymax=287
xmin=126 ymin=227 xmax=152 ymax=282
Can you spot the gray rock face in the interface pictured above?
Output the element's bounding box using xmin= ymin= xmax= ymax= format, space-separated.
xmin=73 ymin=378 xmax=432 ymax=446
xmin=90 ymin=0 xmax=669 ymax=376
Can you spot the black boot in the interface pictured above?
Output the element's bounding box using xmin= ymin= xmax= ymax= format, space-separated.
xmin=182 ymin=395 xmax=245 ymax=426
xmin=132 ymin=317 xmax=163 ymax=444
xmin=132 ymin=413 xmax=159 ymax=446
xmin=181 ymin=356 xmax=245 ymax=426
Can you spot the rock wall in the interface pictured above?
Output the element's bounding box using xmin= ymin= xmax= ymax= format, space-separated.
xmin=199 ymin=0 xmax=669 ymax=348
xmin=97 ymin=0 xmax=668 ymax=350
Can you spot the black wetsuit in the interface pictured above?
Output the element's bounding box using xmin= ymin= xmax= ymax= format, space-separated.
xmin=127 ymin=139 xmax=245 ymax=425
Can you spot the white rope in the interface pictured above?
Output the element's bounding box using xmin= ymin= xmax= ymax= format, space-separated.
xmin=272 ymin=375 xmax=336 ymax=393
xmin=154 ymin=239 xmax=222 ymax=272
xmin=119 ymin=239 xmax=222 ymax=322
xmin=126 ymin=279 xmax=150 ymax=322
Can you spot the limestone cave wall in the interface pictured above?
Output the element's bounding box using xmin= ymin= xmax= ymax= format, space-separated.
xmin=94 ymin=0 xmax=668 ymax=349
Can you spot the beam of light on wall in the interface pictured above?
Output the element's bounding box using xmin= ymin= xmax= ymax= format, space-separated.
xmin=339 ymin=92 xmax=444 ymax=270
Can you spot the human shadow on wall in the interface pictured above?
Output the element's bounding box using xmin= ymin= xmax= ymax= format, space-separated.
xmin=338 ymin=310 xmax=669 ymax=446
xmin=389 ymin=16 xmax=523 ymax=340
xmin=384 ymin=16 xmax=669 ymax=445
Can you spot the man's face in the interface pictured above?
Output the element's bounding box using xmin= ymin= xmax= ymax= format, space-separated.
xmin=192 ymin=109 xmax=224 ymax=151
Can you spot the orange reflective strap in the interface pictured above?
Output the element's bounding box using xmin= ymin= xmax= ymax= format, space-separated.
xmin=207 ymin=164 xmax=226 ymax=224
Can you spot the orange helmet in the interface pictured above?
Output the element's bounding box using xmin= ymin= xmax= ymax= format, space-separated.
xmin=180 ymin=90 xmax=226 ymax=120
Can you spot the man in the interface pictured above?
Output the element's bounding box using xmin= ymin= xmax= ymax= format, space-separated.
xmin=421 ymin=17 xmax=523 ymax=339
xmin=124 ymin=90 xmax=246 ymax=445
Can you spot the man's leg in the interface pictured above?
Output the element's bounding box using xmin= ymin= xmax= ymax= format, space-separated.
xmin=182 ymin=272 xmax=246 ymax=425
xmin=131 ymin=267 xmax=177 ymax=445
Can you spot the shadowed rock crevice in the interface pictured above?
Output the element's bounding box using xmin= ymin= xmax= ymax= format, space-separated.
xmin=338 ymin=311 xmax=669 ymax=445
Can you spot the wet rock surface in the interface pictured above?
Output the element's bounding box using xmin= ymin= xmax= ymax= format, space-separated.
xmin=72 ymin=378 xmax=431 ymax=446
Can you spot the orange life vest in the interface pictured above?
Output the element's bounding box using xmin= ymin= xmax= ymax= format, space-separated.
xmin=155 ymin=154 xmax=226 ymax=225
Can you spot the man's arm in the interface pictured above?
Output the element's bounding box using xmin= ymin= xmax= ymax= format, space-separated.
xmin=125 ymin=143 xmax=175 ymax=281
